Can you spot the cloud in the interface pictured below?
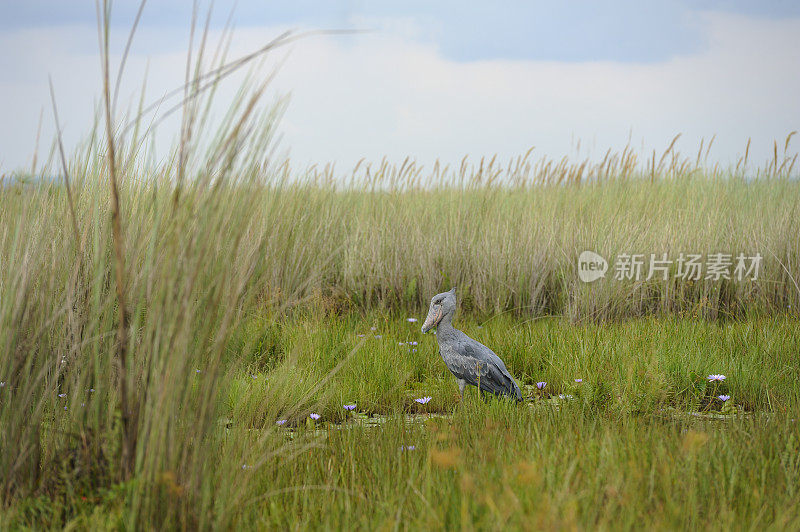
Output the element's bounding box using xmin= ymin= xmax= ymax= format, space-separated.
xmin=1 ymin=11 xmax=798 ymax=174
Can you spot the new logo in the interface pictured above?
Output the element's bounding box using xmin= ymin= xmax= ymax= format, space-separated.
xmin=578 ymin=251 xmax=608 ymax=283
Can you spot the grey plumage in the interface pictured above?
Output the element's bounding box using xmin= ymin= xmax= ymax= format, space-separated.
xmin=421 ymin=288 xmax=522 ymax=401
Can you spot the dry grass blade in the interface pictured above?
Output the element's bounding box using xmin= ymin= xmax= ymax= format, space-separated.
xmin=96 ymin=0 xmax=135 ymax=479
xmin=48 ymin=77 xmax=81 ymax=245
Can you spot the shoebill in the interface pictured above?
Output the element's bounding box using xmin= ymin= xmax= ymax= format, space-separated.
xmin=421 ymin=288 xmax=522 ymax=401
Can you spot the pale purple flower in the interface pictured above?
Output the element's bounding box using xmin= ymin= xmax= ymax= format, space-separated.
xmin=64 ymin=406 xmax=68 ymax=410
xmin=412 ymin=349 xmax=417 ymax=353
xmin=343 ymin=404 xmax=357 ymax=411
xmin=574 ymin=378 xmax=583 ymax=383
xmin=536 ymin=382 xmax=547 ymax=389
xmin=195 ymin=369 xmax=201 ymax=374
xmin=400 ymin=445 xmax=416 ymax=451
xmin=276 ymin=419 xmax=287 ymax=425
xmin=309 ymin=413 xmax=321 ymax=420
xmin=357 ymin=334 xmax=365 ymax=338
xmin=89 ymin=388 xmax=95 ymax=392
xmin=415 ymin=396 xmax=432 ymax=404
xmin=407 ymin=318 xmax=418 ymax=323
xmin=409 ymin=341 xmax=418 ymax=346
xmin=242 ymin=464 xmax=249 ymax=470
xmin=718 ymin=395 xmax=730 ymax=401
xmin=251 ymin=374 xmax=258 ymax=379
xmin=558 ymin=394 xmax=574 ymax=400
xmin=375 ymin=335 xmax=382 ymax=339
xmin=58 ymin=393 xmax=66 ymax=398
xmin=370 ymin=327 xmax=377 ymax=331
xmin=707 ymin=374 xmax=727 ymax=382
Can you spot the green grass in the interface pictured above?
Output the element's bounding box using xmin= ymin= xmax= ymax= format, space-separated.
xmin=2 ymin=150 xmax=799 ymax=529
xmin=4 ymin=314 xmax=800 ymax=529
xmin=225 ymin=313 xmax=800 ymax=420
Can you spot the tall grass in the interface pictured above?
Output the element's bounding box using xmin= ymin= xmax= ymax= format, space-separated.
xmin=0 ymin=3 xmax=324 ymax=526
xmin=9 ymin=170 xmax=797 ymax=322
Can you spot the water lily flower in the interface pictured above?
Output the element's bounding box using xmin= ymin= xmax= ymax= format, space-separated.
xmin=536 ymin=382 xmax=547 ymax=389
xmin=343 ymin=404 xmax=357 ymax=411
xmin=276 ymin=419 xmax=287 ymax=425
xmin=707 ymin=374 xmax=726 ymax=382
xmin=407 ymin=318 xmax=418 ymax=323
xmin=415 ymin=396 xmax=432 ymax=404
xmin=718 ymin=395 xmax=730 ymax=401
xmin=309 ymin=413 xmax=321 ymax=420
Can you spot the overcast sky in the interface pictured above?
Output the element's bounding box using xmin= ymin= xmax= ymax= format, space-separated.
xmin=1 ymin=1 xmax=799 ymax=174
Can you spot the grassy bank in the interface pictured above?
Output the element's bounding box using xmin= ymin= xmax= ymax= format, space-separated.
xmin=3 ymin=313 xmax=800 ymax=529
xmin=3 ymin=154 xmax=799 ymax=528
xmin=227 ymin=313 xmax=800 ymax=419
xmin=2 ymin=158 xmax=800 ymax=529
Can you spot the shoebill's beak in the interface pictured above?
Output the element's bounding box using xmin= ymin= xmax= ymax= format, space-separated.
xmin=421 ymin=306 xmax=443 ymax=333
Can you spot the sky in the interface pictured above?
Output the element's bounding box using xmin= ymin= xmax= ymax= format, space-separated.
xmin=1 ymin=1 xmax=799 ymax=174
